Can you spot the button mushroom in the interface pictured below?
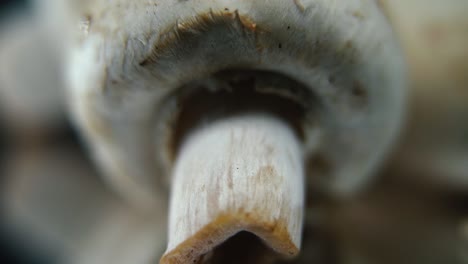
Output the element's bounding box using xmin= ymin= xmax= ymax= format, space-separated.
xmin=0 ymin=13 xmax=66 ymax=135
xmin=65 ymin=1 xmax=405 ymax=263
xmin=380 ymin=0 xmax=468 ymax=190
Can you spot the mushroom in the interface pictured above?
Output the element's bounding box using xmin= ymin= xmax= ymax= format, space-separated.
xmin=2 ymin=144 xmax=167 ymax=264
xmin=0 ymin=4 xmax=167 ymax=263
xmin=65 ymin=0 xmax=405 ymax=263
xmin=377 ymin=3 xmax=468 ymax=263
xmin=379 ymin=0 xmax=468 ymax=190
xmin=0 ymin=12 xmax=66 ymax=136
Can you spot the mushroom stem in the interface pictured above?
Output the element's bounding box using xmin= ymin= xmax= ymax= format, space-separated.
xmin=161 ymin=114 xmax=305 ymax=263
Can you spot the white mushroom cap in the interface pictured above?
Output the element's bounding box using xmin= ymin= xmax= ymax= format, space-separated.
xmin=63 ymin=1 xmax=407 ymax=262
xmin=67 ymin=0 xmax=406 ymax=207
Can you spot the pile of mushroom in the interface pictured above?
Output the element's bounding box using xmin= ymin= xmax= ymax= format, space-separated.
xmin=0 ymin=0 xmax=466 ymax=264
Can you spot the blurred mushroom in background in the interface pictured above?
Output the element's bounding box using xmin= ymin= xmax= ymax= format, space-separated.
xmin=380 ymin=0 xmax=468 ymax=191
xmin=0 ymin=1 xmax=467 ymax=264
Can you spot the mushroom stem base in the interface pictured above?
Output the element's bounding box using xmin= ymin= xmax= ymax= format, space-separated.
xmin=161 ymin=114 xmax=305 ymax=264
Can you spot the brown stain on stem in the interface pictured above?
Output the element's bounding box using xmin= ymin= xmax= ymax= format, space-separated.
xmin=160 ymin=210 xmax=299 ymax=264
xmin=256 ymin=165 xmax=275 ymax=182
xmin=352 ymin=10 xmax=366 ymax=21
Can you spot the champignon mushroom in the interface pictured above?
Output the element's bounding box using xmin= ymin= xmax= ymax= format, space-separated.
xmin=380 ymin=0 xmax=468 ymax=190
xmin=64 ymin=1 xmax=405 ymax=263
xmin=0 ymin=13 xmax=66 ymax=135
xmin=2 ymin=144 xmax=167 ymax=264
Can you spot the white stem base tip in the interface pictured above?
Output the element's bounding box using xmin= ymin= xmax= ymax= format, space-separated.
xmin=161 ymin=114 xmax=305 ymax=264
